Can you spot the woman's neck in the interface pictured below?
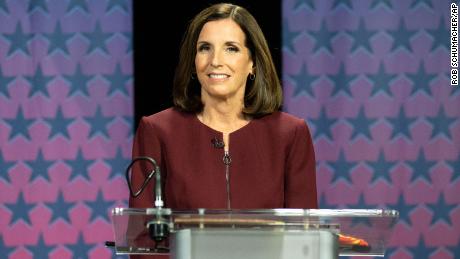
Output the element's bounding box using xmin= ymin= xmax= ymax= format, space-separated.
xmin=198 ymin=101 xmax=249 ymax=134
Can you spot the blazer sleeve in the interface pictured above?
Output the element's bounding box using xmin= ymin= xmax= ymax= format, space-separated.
xmin=129 ymin=116 xmax=164 ymax=209
xmin=284 ymin=120 xmax=318 ymax=209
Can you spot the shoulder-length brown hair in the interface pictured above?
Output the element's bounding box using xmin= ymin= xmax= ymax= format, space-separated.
xmin=173 ymin=3 xmax=282 ymax=118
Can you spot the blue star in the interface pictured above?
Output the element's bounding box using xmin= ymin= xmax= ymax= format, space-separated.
xmin=83 ymin=106 xmax=114 ymax=139
xmin=5 ymin=192 xmax=35 ymax=225
xmin=27 ymin=0 xmax=48 ymax=13
xmin=45 ymin=22 xmax=74 ymax=55
xmin=4 ymin=23 xmax=32 ymax=56
xmin=4 ymin=106 xmax=35 ymax=140
xmin=370 ymin=0 xmax=393 ymax=9
xmin=85 ymin=190 xmax=116 ymax=222
xmin=406 ymin=63 xmax=436 ymax=96
xmin=368 ymin=63 xmax=397 ymax=96
xmin=426 ymin=106 xmax=456 ymax=139
xmin=347 ymin=195 xmax=373 ymax=226
xmin=406 ymin=150 xmax=436 ymax=183
xmin=318 ymin=192 xmax=334 ymax=209
xmin=25 ymin=234 xmax=55 ymax=258
xmin=122 ymin=115 xmax=133 ymax=125
xmin=293 ymin=0 xmax=315 ymax=10
xmin=28 ymin=0 xmax=49 ymax=13
xmin=384 ymin=247 xmax=398 ymax=259
xmin=427 ymin=194 xmax=457 ymax=225
xmin=328 ymin=64 xmax=357 ymax=97
xmin=367 ymin=151 xmax=395 ymax=183
xmin=327 ymin=150 xmax=356 ymax=184
xmin=0 ymin=151 xmax=15 ymax=183
xmin=426 ymin=19 xmax=449 ymax=51
xmin=387 ymin=108 xmax=416 ymax=140
xmin=25 ymin=65 xmax=53 ymax=97
xmin=83 ymin=22 xmax=112 ymax=55
xmin=66 ymin=0 xmax=89 ymax=13
xmin=123 ymin=32 xmax=132 ymax=54
xmin=0 ymin=236 xmax=14 ymax=258
xmin=347 ymin=193 xmax=373 ymax=210
xmin=407 ymin=236 xmax=437 ymax=259
xmin=66 ymin=234 xmax=95 ymax=259
xmin=0 ymin=67 xmax=15 ymax=98
xmin=105 ymin=148 xmax=130 ymax=180
xmin=450 ymin=81 xmax=460 ymax=95
xmin=307 ymin=20 xmax=338 ymax=54
xmin=25 ymin=149 xmax=53 ymax=182
xmin=308 ymin=108 xmax=336 ymax=140
xmin=290 ymin=62 xmax=319 ymax=97
xmin=282 ymin=20 xmax=302 ymax=54
xmin=45 ymin=192 xmax=75 ymax=223
xmin=64 ymin=64 xmax=93 ymax=97
xmin=106 ymin=0 xmax=129 ymax=12
xmin=103 ymin=64 xmax=131 ymax=96
xmin=446 ymin=153 xmax=460 ymax=183
xmin=447 ymin=238 xmax=460 ymax=258
xmin=388 ymin=195 xmax=416 ymax=225
xmin=332 ymin=0 xmax=353 ymax=9
xmin=347 ymin=19 xmax=377 ymax=53
xmin=410 ymin=0 xmax=434 ymax=9
xmin=347 ymin=107 xmax=377 ymax=140
xmin=387 ymin=19 xmax=417 ymax=52
xmin=0 ymin=0 xmax=9 ymax=14
xmin=44 ymin=107 xmax=74 ymax=139
xmin=65 ymin=148 xmax=94 ymax=181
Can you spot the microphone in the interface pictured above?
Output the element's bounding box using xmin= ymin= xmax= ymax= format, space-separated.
xmin=125 ymin=157 xmax=169 ymax=244
xmin=211 ymin=137 xmax=225 ymax=149
xmin=125 ymin=156 xmax=163 ymax=207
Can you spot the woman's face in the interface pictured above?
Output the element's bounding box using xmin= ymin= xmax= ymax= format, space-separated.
xmin=195 ymin=18 xmax=253 ymax=103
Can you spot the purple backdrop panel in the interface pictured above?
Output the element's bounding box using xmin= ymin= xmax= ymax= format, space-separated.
xmin=0 ymin=0 xmax=132 ymax=258
xmin=283 ymin=0 xmax=460 ymax=258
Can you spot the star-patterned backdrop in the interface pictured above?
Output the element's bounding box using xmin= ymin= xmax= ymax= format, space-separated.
xmin=0 ymin=0 xmax=132 ymax=258
xmin=282 ymin=0 xmax=460 ymax=258
xmin=1 ymin=0 xmax=460 ymax=258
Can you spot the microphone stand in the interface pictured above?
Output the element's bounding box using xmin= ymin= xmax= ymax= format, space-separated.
xmin=125 ymin=156 xmax=171 ymax=252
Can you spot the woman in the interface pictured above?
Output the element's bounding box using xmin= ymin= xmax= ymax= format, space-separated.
xmin=128 ymin=3 xmax=318 ymax=258
xmin=130 ymin=2 xmax=317 ymax=217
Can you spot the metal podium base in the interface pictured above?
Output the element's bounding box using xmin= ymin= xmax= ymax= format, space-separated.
xmin=171 ymin=229 xmax=338 ymax=259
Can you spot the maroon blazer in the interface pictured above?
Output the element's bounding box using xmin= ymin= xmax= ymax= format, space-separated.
xmin=129 ymin=108 xmax=318 ymax=258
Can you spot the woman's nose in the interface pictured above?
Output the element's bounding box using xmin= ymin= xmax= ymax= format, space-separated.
xmin=210 ymin=50 xmax=222 ymax=67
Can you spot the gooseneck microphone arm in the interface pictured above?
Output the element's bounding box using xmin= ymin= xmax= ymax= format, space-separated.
xmin=154 ymin=163 xmax=163 ymax=208
xmin=125 ymin=156 xmax=163 ymax=209
xmin=125 ymin=156 xmax=169 ymax=246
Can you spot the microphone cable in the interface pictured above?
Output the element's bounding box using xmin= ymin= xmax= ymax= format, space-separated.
xmin=125 ymin=156 xmax=169 ymax=244
xmin=125 ymin=156 xmax=160 ymax=198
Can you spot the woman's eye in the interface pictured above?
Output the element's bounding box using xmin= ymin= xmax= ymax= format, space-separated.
xmin=198 ymin=45 xmax=210 ymax=52
xmin=227 ymin=46 xmax=239 ymax=52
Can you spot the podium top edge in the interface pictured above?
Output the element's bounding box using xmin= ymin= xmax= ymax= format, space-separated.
xmin=112 ymin=208 xmax=399 ymax=218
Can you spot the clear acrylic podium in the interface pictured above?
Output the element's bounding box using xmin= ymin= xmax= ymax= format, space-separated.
xmin=110 ymin=208 xmax=398 ymax=258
